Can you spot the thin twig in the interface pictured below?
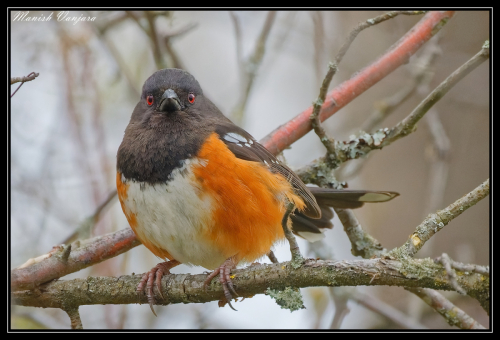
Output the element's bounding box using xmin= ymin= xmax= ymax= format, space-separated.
xmin=406 ymin=287 xmax=486 ymax=329
xmin=435 ymin=254 xmax=489 ymax=277
xmin=11 ymin=72 xmax=39 ymax=97
xmin=61 ymin=190 xmax=118 ymax=245
xmin=163 ymin=22 xmax=198 ymax=39
xmin=310 ymin=62 xmax=338 ymax=157
xmin=334 ymin=11 xmax=426 ymax=67
xmin=390 ymin=179 xmax=489 ymax=258
xmin=329 ymin=288 xmax=350 ymax=329
xmin=361 ymin=36 xmax=442 ymax=134
xmin=64 ymin=306 xmax=83 ymax=329
xmin=311 ymin=11 xmax=325 ymax=87
xmin=338 ymin=36 xmax=442 ymax=181
xmin=92 ymin=11 xmax=129 ymax=34
xmin=231 ymin=11 xmax=277 ymax=125
xmin=91 ymin=21 xmax=141 ymax=97
xmin=435 ymin=253 xmax=467 ymax=295
xmin=352 ymin=292 xmax=428 ymax=329
xmin=229 ymin=11 xmax=243 ymax=69
xmin=422 ymin=109 xmax=451 ymax=216
xmin=267 ymin=250 xmax=279 ymax=264
xmin=282 ymin=203 xmax=304 ymax=268
xmin=310 ymin=12 xmax=426 ymax=166
xmin=297 ymin=43 xmax=489 ymax=183
xmin=144 ymin=11 xmax=165 ymax=70
xmin=335 ymin=208 xmax=385 ymax=258
xmin=261 ymin=11 xmax=456 ymax=155
xmin=382 ymin=43 xmax=490 ymax=147
xmin=10 ymin=72 xmax=39 ymax=85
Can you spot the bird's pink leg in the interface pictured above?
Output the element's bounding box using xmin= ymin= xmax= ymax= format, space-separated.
xmin=204 ymin=257 xmax=239 ymax=311
xmin=137 ymin=259 xmax=181 ymax=316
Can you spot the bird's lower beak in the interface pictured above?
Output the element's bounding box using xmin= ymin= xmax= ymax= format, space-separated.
xmin=159 ymin=89 xmax=182 ymax=113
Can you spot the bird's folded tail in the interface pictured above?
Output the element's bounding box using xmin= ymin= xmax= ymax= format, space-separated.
xmin=291 ymin=187 xmax=399 ymax=242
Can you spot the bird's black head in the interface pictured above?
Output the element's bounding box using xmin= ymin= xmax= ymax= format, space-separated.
xmin=140 ymin=68 xmax=203 ymax=115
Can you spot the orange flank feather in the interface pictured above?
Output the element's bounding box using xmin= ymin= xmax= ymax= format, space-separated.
xmin=192 ymin=133 xmax=305 ymax=264
xmin=116 ymin=172 xmax=173 ymax=260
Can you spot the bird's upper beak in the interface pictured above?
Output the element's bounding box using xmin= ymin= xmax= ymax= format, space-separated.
xmin=159 ymin=89 xmax=182 ymax=113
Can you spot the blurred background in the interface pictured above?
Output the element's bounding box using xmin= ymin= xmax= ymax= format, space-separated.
xmin=10 ymin=10 xmax=489 ymax=329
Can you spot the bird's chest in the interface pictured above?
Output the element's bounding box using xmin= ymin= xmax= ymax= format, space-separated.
xmin=117 ymin=159 xmax=228 ymax=269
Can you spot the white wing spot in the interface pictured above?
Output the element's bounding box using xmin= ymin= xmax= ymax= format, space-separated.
xmin=224 ymin=132 xmax=248 ymax=143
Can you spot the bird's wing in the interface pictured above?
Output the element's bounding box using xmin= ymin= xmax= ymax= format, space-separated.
xmin=214 ymin=121 xmax=321 ymax=218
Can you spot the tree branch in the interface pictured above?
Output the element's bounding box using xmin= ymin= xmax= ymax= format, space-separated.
xmin=434 ymin=254 xmax=489 ymax=277
xmin=63 ymin=306 xmax=83 ymax=329
xmin=11 ymin=72 xmax=39 ymax=85
xmin=11 ymin=72 xmax=39 ymax=97
xmin=12 ymin=258 xmax=488 ymax=311
xmin=260 ymin=11 xmax=455 ymax=155
xmin=335 ymin=208 xmax=385 ymax=258
xmin=296 ymin=43 xmax=489 ymax=186
xmin=231 ymin=11 xmax=277 ymax=125
xmin=390 ymin=179 xmax=489 ymax=258
xmin=310 ymin=62 xmax=338 ymax=157
xmin=11 ymin=229 xmax=140 ymax=292
xmin=406 ymin=287 xmax=486 ymax=329
xmin=351 ymin=291 xmax=427 ymax=329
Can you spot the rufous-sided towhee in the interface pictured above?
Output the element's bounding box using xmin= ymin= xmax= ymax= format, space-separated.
xmin=117 ymin=68 xmax=398 ymax=314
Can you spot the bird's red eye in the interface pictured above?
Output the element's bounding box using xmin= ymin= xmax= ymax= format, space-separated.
xmin=146 ymin=95 xmax=154 ymax=106
xmin=188 ymin=93 xmax=195 ymax=104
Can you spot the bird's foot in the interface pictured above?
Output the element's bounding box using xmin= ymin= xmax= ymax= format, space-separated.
xmin=137 ymin=260 xmax=180 ymax=316
xmin=204 ymin=257 xmax=238 ymax=311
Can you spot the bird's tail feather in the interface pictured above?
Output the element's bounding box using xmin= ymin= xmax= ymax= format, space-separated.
xmin=291 ymin=188 xmax=399 ymax=242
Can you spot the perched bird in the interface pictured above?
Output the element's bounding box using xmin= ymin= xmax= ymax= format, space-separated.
xmin=116 ymin=68 xmax=398 ymax=314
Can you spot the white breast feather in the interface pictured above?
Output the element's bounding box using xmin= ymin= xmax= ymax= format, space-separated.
xmin=121 ymin=159 xmax=228 ymax=269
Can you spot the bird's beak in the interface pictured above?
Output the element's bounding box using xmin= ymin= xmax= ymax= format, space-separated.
xmin=159 ymin=89 xmax=182 ymax=113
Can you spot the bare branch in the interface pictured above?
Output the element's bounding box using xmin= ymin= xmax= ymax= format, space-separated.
xmin=422 ymin=110 xmax=451 ymax=217
xmin=61 ymin=190 xmax=118 ymax=245
xmin=11 ymin=229 xmax=141 ymax=292
xmin=12 ymin=257 xmax=488 ymax=310
xmin=334 ymin=11 xmax=426 ymax=67
xmin=64 ymin=306 xmax=83 ymax=329
xmin=267 ymin=250 xmax=279 ymax=264
xmin=310 ymin=62 xmax=338 ymax=157
xmin=380 ymin=43 xmax=489 ymax=147
xmin=297 ymin=43 xmax=489 ymax=184
xmin=90 ymin=21 xmax=141 ymax=97
xmin=352 ymin=292 xmax=427 ymax=329
xmin=229 ymin=11 xmax=243 ymax=68
xmin=360 ymin=36 xmax=442 ymax=134
xmin=435 ymin=254 xmax=489 ymax=277
xmin=406 ymin=287 xmax=486 ymax=329
xmin=435 ymin=253 xmax=467 ymax=295
xmin=144 ymin=11 xmax=165 ymax=70
xmin=311 ymin=11 xmax=325 ymax=87
xmin=92 ymin=11 xmax=129 ymax=34
xmin=329 ymin=288 xmax=350 ymax=329
xmin=231 ymin=11 xmax=277 ymax=125
xmin=11 ymin=72 xmax=39 ymax=85
xmin=390 ymin=179 xmax=489 ymax=258
xmin=261 ymin=11 xmax=456 ymax=155
xmin=11 ymin=72 xmax=39 ymax=97
xmin=335 ymin=208 xmax=385 ymax=258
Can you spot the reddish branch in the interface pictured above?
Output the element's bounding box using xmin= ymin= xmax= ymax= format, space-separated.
xmin=11 ymin=229 xmax=140 ymax=291
xmin=260 ymin=11 xmax=455 ymax=154
xmin=10 ymin=11 xmax=455 ymax=291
